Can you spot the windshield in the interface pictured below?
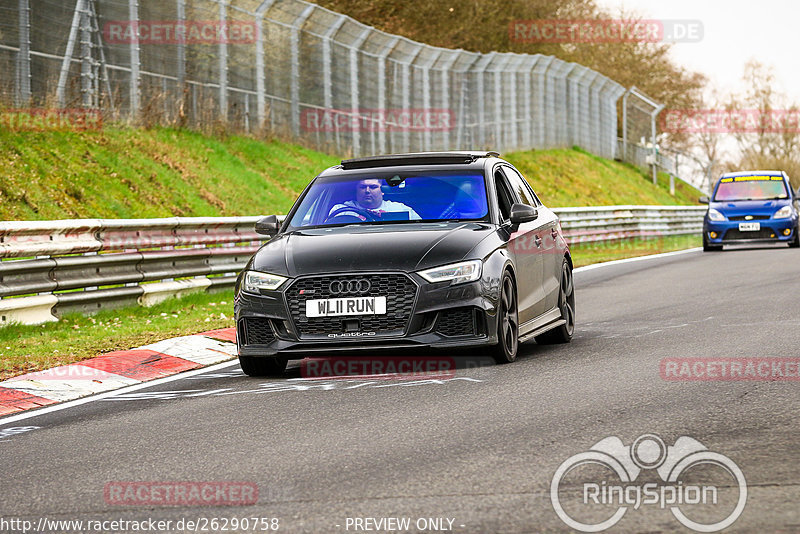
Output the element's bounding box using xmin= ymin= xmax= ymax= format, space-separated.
xmin=713 ymin=176 xmax=788 ymax=201
xmin=287 ymin=170 xmax=489 ymax=229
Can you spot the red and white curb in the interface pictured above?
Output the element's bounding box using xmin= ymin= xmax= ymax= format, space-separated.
xmin=0 ymin=327 xmax=237 ymax=417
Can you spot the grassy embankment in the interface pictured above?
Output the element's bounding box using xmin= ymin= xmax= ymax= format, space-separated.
xmin=0 ymin=127 xmax=702 ymax=377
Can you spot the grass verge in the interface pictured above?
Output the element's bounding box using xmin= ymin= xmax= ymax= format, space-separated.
xmin=0 ymin=290 xmax=234 ymax=380
xmin=0 ymin=235 xmax=700 ymax=380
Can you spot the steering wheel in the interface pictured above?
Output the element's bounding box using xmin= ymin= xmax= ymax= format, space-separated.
xmin=324 ymin=205 xmax=379 ymax=223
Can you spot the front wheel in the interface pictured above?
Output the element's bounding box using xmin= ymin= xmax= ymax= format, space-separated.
xmin=492 ymin=272 xmax=519 ymax=364
xmin=239 ymin=355 xmax=287 ymax=377
xmin=535 ymin=259 xmax=575 ymax=344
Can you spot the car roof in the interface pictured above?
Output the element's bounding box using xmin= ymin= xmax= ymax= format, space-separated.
xmin=719 ymin=170 xmax=785 ymax=179
xmin=336 ymin=151 xmax=500 ymax=171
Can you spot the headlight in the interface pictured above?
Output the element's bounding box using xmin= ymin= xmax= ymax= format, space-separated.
xmin=419 ymin=260 xmax=482 ymax=285
xmin=773 ymin=206 xmax=793 ymax=219
xmin=243 ymin=271 xmax=288 ymax=292
xmin=707 ymin=208 xmax=725 ymax=221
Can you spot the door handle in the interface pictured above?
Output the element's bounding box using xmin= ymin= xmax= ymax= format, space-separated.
xmin=534 ymin=235 xmax=543 ymax=247
xmin=551 ymin=228 xmax=558 ymax=238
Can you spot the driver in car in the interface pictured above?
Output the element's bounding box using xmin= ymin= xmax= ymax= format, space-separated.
xmin=329 ymin=179 xmax=421 ymax=221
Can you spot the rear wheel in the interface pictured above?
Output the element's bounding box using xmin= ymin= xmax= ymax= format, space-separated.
xmin=703 ymin=233 xmax=722 ymax=252
xmin=492 ymin=272 xmax=519 ymax=364
xmin=239 ymin=355 xmax=287 ymax=377
xmin=535 ymin=259 xmax=575 ymax=344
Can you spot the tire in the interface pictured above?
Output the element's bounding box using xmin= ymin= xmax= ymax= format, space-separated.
xmin=492 ymin=272 xmax=519 ymax=364
xmin=239 ymin=355 xmax=287 ymax=377
xmin=703 ymin=234 xmax=722 ymax=252
xmin=790 ymin=226 xmax=800 ymax=248
xmin=535 ymin=259 xmax=575 ymax=345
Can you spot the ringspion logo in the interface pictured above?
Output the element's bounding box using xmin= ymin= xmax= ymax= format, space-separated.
xmin=551 ymin=434 xmax=746 ymax=532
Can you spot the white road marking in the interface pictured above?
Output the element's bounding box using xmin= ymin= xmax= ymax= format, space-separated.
xmin=574 ymin=247 xmax=702 ymax=273
xmin=0 ymin=360 xmax=240 ymax=427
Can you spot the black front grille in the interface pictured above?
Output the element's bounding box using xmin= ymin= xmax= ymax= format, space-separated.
xmin=728 ymin=215 xmax=770 ymax=221
xmin=723 ymin=228 xmax=778 ymax=241
xmin=239 ymin=317 xmax=275 ymax=345
xmin=436 ymin=307 xmax=476 ymax=337
xmin=286 ymin=273 xmax=417 ymax=338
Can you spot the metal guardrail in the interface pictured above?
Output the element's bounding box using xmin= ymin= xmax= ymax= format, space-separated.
xmin=0 ymin=208 xmax=706 ymax=325
xmin=0 ymin=217 xmax=263 ymax=325
xmin=553 ymin=206 xmax=706 ymax=244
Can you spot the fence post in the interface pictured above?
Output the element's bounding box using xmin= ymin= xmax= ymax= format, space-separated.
xmin=401 ymin=44 xmax=423 ymax=153
xmin=421 ymin=49 xmax=442 ymax=152
xmin=128 ymin=0 xmax=140 ymax=119
xmin=521 ymin=55 xmax=537 ymax=150
xmin=79 ymin=0 xmax=93 ymax=108
xmin=255 ymin=0 xmax=276 ymax=129
xmin=289 ymin=5 xmax=315 ymax=137
xmin=218 ymin=0 xmax=228 ymax=121
xmin=16 ymin=0 xmax=31 ymax=106
xmin=492 ymin=55 xmax=511 ymax=150
xmin=376 ymin=37 xmax=399 ymax=154
xmin=651 ymin=104 xmax=664 ymax=184
xmin=57 ymin=0 xmax=84 ymax=108
xmin=176 ymin=0 xmax=185 ymax=90
xmin=438 ymin=50 xmax=460 ymax=150
xmin=347 ymin=28 xmax=371 ymax=157
xmin=320 ymin=15 xmax=346 ymax=147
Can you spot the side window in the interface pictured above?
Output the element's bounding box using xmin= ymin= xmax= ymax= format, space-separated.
xmin=493 ymin=169 xmax=517 ymax=223
xmin=501 ymin=166 xmax=540 ymax=206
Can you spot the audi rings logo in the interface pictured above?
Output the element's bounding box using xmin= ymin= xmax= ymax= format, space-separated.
xmin=551 ymin=434 xmax=747 ymax=532
xmin=329 ymin=279 xmax=371 ymax=295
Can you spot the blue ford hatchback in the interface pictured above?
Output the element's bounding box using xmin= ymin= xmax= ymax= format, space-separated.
xmin=701 ymin=171 xmax=800 ymax=251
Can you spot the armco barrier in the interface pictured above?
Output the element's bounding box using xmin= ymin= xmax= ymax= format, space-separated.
xmin=0 ymin=208 xmax=706 ymax=325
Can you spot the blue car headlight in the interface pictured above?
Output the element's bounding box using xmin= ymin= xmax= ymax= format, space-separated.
xmin=773 ymin=206 xmax=793 ymax=219
xmin=707 ymin=208 xmax=726 ymax=222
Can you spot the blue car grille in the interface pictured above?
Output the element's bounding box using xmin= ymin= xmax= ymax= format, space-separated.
xmin=723 ymin=228 xmax=778 ymax=241
xmin=728 ymin=215 xmax=770 ymax=221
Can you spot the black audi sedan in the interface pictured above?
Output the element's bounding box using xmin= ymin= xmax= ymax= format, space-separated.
xmin=234 ymin=152 xmax=575 ymax=376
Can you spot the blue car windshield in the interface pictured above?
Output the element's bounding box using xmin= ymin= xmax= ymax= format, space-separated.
xmin=714 ymin=176 xmax=788 ymax=201
xmin=287 ymin=171 xmax=489 ymax=228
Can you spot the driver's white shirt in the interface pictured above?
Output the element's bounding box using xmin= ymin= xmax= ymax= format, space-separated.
xmin=329 ymin=200 xmax=421 ymax=220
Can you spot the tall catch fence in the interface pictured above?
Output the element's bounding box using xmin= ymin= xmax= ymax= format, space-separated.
xmin=0 ymin=0 xmax=627 ymax=158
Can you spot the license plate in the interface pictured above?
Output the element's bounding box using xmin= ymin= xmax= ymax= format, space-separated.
xmin=738 ymin=222 xmax=760 ymax=231
xmin=305 ymin=297 xmax=387 ymax=317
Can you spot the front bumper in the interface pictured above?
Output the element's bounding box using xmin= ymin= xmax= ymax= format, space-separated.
xmin=234 ymin=271 xmax=500 ymax=358
xmin=704 ymin=218 xmax=797 ymax=245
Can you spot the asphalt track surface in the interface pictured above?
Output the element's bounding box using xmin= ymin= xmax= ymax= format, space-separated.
xmin=2 ymin=245 xmax=799 ymax=533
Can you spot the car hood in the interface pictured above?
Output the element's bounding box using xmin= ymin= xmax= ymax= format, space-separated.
xmin=250 ymin=222 xmax=494 ymax=277
xmin=711 ymin=199 xmax=789 ymax=217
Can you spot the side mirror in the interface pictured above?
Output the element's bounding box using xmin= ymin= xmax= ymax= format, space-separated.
xmin=254 ymin=215 xmax=279 ymax=236
xmin=509 ymin=203 xmax=538 ymax=225
xmin=698 ymin=196 xmax=709 ymax=204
